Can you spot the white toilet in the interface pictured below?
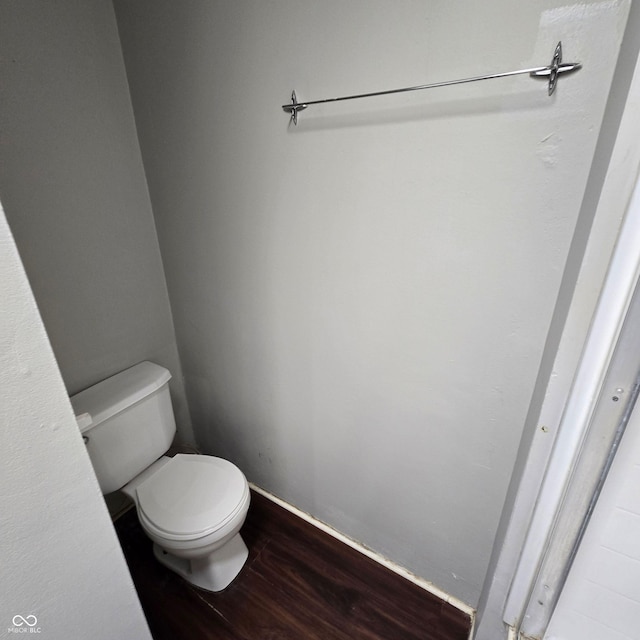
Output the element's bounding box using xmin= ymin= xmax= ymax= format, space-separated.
xmin=71 ymin=361 xmax=250 ymax=592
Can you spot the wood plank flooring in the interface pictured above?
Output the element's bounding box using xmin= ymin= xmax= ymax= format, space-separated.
xmin=115 ymin=490 xmax=472 ymax=640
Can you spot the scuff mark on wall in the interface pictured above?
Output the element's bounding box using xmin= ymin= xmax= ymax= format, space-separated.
xmin=537 ymin=133 xmax=562 ymax=168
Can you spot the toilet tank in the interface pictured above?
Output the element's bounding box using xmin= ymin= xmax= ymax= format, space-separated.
xmin=70 ymin=361 xmax=176 ymax=494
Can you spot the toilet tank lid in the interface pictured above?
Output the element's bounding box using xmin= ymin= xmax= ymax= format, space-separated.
xmin=70 ymin=362 xmax=171 ymax=430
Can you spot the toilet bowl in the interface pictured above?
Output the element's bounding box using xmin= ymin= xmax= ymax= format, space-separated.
xmin=121 ymin=454 xmax=251 ymax=592
xmin=71 ymin=361 xmax=251 ymax=592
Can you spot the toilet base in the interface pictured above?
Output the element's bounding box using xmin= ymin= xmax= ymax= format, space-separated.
xmin=153 ymin=533 xmax=249 ymax=592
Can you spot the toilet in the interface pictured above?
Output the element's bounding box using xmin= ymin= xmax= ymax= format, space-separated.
xmin=71 ymin=361 xmax=250 ymax=592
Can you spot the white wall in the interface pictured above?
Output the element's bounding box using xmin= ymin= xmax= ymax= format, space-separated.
xmin=114 ymin=0 xmax=628 ymax=605
xmin=0 ymin=204 xmax=151 ymax=640
xmin=0 ymin=0 xmax=193 ymax=444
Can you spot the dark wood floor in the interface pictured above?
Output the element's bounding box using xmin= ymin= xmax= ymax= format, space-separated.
xmin=115 ymin=490 xmax=471 ymax=640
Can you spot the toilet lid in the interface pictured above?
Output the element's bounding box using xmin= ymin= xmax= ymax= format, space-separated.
xmin=136 ymin=454 xmax=247 ymax=537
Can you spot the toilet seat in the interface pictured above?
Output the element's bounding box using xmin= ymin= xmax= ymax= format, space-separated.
xmin=135 ymin=454 xmax=249 ymax=542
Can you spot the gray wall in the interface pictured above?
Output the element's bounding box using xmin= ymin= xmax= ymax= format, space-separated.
xmin=114 ymin=0 xmax=628 ymax=605
xmin=0 ymin=203 xmax=152 ymax=640
xmin=0 ymin=0 xmax=193 ymax=444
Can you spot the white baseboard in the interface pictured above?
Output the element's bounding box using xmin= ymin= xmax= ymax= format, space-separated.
xmin=249 ymin=483 xmax=476 ymax=625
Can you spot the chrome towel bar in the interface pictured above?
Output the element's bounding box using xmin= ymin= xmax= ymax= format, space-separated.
xmin=282 ymin=41 xmax=581 ymax=125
